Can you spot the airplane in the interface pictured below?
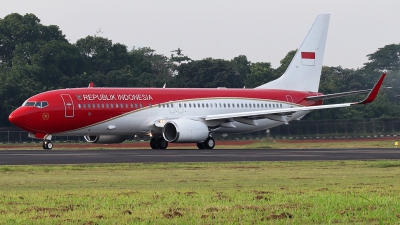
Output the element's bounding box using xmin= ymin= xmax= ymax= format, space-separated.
xmin=8 ymin=14 xmax=386 ymax=150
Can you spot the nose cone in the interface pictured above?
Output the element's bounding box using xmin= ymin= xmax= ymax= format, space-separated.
xmin=9 ymin=108 xmax=26 ymax=129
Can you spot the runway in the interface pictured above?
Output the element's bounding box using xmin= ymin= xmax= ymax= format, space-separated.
xmin=1 ymin=149 xmax=400 ymax=165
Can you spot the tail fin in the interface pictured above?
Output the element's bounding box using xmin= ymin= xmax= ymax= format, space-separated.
xmin=255 ymin=14 xmax=330 ymax=92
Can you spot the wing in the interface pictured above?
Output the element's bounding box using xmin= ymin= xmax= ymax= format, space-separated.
xmin=204 ymin=73 xmax=386 ymax=124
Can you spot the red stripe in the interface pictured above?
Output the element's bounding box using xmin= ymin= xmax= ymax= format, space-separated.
xmin=301 ymin=52 xmax=315 ymax=59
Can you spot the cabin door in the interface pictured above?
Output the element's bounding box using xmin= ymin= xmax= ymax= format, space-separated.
xmin=60 ymin=94 xmax=74 ymax=117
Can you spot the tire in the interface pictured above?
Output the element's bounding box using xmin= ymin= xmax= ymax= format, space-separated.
xmin=197 ymin=142 xmax=206 ymax=149
xmin=204 ymin=137 xmax=215 ymax=149
xmin=43 ymin=141 xmax=53 ymax=150
xmin=158 ymin=138 xmax=168 ymax=149
xmin=150 ymin=137 xmax=158 ymax=149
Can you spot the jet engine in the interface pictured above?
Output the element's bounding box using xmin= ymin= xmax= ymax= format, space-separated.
xmin=163 ymin=119 xmax=209 ymax=142
xmin=83 ymin=135 xmax=128 ymax=144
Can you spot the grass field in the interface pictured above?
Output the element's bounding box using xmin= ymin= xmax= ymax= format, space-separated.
xmin=1 ymin=161 xmax=400 ymax=224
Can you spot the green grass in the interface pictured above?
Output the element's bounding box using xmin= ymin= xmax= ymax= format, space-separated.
xmin=0 ymin=161 xmax=399 ymax=224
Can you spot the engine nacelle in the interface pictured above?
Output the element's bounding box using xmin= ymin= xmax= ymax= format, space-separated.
xmin=83 ymin=135 xmax=128 ymax=144
xmin=163 ymin=119 xmax=209 ymax=142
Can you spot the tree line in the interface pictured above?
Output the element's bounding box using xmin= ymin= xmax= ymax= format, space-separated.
xmin=1 ymin=13 xmax=399 ymax=126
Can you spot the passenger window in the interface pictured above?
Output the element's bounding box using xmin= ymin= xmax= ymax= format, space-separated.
xmin=140 ymin=103 xmax=143 ymax=108
xmin=116 ymin=104 xmax=118 ymax=108
xmin=78 ymin=104 xmax=81 ymax=108
xmin=88 ymin=104 xmax=91 ymax=108
xmin=102 ymin=104 xmax=104 ymax=108
xmin=149 ymin=103 xmax=152 ymax=108
xmin=120 ymin=104 xmax=123 ymax=108
xmin=126 ymin=103 xmax=128 ymax=108
xmin=111 ymin=104 xmax=113 ymax=108
xmin=193 ymin=104 xmax=196 ymax=108
xmin=135 ymin=104 xmax=138 ymax=108
xmin=83 ymin=104 xmax=86 ymax=108
xmin=106 ymin=104 xmax=109 ymax=108
xmin=184 ymin=103 xmax=187 ymax=108
xmin=198 ymin=103 xmax=200 ymax=108
xmin=131 ymin=104 xmax=134 ymax=108
xmin=97 ymin=103 xmax=100 ymax=108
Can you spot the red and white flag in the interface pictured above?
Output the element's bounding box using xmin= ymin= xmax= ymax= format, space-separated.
xmin=301 ymin=52 xmax=315 ymax=66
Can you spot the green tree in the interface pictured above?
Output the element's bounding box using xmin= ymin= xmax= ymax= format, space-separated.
xmin=173 ymin=58 xmax=243 ymax=88
xmin=245 ymin=62 xmax=274 ymax=88
xmin=75 ymin=36 xmax=130 ymax=74
xmin=364 ymin=44 xmax=400 ymax=72
xmin=0 ymin=13 xmax=66 ymax=67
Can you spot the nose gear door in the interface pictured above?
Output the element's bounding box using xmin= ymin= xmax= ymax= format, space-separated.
xmin=60 ymin=94 xmax=74 ymax=117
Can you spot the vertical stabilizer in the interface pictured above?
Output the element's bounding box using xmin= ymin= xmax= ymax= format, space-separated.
xmin=255 ymin=14 xmax=330 ymax=92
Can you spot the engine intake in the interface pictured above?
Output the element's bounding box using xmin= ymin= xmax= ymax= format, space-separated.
xmin=163 ymin=119 xmax=209 ymax=142
xmin=83 ymin=135 xmax=128 ymax=144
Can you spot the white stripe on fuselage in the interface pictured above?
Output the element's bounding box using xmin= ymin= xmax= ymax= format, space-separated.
xmin=54 ymin=98 xmax=310 ymax=136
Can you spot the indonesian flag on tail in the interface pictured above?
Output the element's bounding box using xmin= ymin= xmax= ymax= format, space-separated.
xmin=301 ymin=52 xmax=315 ymax=66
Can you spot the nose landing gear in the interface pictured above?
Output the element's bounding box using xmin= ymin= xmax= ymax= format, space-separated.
xmin=42 ymin=140 xmax=53 ymax=150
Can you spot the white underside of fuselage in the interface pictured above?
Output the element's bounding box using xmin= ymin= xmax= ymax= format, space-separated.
xmin=54 ymin=98 xmax=310 ymax=138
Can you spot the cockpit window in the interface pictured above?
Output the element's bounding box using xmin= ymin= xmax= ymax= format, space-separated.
xmin=23 ymin=101 xmax=49 ymax=108
xmin=23 ymin=101 xmax=36 ymax=106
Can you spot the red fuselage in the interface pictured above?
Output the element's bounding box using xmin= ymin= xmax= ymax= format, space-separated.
xmin=9 ymin=87 xmax=323 ymax=138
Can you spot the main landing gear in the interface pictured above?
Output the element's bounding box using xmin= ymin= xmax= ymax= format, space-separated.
xmin=150 ymin=136 xmax=168 ymax=149
xmin=42 ymin=140 xmax=53 ymax=150
xmin=197 ymin=137 xmax=215 ymax=149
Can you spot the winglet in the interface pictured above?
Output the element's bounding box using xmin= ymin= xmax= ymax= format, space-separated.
xmin=356 ymin=73 xmax=386 ymax=105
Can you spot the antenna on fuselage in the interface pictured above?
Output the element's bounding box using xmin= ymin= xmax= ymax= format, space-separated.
xmin=88 ymin=82 xmax=94 ymax=88
xmin=163 ymin=83 xmax=166 ymax=88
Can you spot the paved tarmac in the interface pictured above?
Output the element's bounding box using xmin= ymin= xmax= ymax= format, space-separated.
xmin=0 ymin=149 xmax=400 ymax=165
